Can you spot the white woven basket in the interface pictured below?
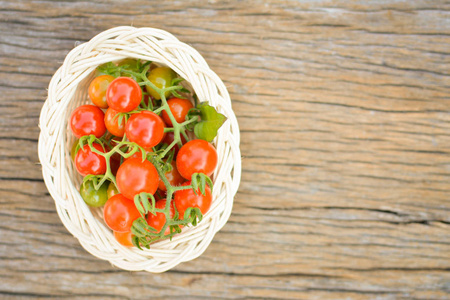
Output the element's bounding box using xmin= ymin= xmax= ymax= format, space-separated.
xmin=38 ymin=26 xmax=241 ymax=272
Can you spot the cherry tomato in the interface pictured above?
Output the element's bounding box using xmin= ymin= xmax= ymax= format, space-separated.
xmin=158 ymin=160 xmax=185 ymax=192
xmin=106 ymin=77 xmax=142 ymax=112
xmin=174 ymin=181 xmax=212 ymax=219
xmin=116 ymin=158 xmax=159 ymax=200
xmin=161 ymin=98 xmax=194 ymax=127
xmin=104 ymin=108 xmax=125 ymax=137
xmin=125 ymin=111 xmax=165 ymax=151
xmin=176 ymin=139 xmax=218 ymax=180
xmin=146 ymin=199 xmax=175 ymax=235
xmin=161 ymin=132 xmax=187 ymax=158
xmin=70 ymin=105 xmax=106 ymax=138
xmin=74 ymin=143 xmax=107 ymax=176
xmin=107 ymin=181 xmax=120 ymax=199
xmin=103 ymin=194 xmax=141 ymax=232
xmin=145 ymin=67 xmax=176 ymax=100
xmin=79 ymin=179 xmax=109 ymax=207
xmin=114 ymin=230 xmax=134 ymax=247
xmin=88 ymin=75 xmax=115 ymax=109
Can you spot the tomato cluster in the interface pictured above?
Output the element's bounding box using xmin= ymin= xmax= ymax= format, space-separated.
xmin=69 ymin=59 xmax=225 ymax=248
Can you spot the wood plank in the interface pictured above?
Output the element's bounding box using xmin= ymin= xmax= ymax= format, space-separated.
xmin=0 ymin=0 xmax=449 ymax=298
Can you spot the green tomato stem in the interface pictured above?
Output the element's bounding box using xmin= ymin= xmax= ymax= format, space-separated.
xmin=153 ymin=106 xmax=166 ymax=114
xmin=180 ymin=117 xmax=198 ymax=127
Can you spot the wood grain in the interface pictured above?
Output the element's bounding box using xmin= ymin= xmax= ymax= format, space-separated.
xmin=1 ymin=0 xmax=449 ymax=299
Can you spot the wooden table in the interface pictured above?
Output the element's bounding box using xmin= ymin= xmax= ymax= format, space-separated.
xmin=1 ymin=1 xmax=449 ymax=299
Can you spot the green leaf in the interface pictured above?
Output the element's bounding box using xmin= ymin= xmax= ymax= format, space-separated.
xmin=131 ymin=217 xmax=154 ymax=238
xmin=171 ymin=89 xmax=185 ymax=99
xmin=184 ymin=207 xmax=203 ymax=226
xmin=191 ymin=174 xmax=199 ymax=195
xmin=97 ymin=62 xmax=121 ymax=77
xmin=76 ymin=139 xmax=85 ymax=153
xmin=171 ymin=78 xmax=184 ymax=86
xmin=168 ymin=225 xmax=182 ymax=237
xmin=191 ymin=173 xmax=213 ymax=195
xmin=131 ymin=236 xmax=142 ymax=250
xmin=117 ymin=113 xmax=124 ymax=125
xmin=194 ymin=207 xmax=203 ymax=223
xmin=133 ymin=193 xmax=156 ymax=218
xmin=193 ymin=103 xmax=227 ymax=142
xmin=141 ymin=61 xmax=152 ymax=73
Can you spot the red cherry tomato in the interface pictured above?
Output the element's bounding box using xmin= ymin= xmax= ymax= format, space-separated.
xmin=103 ymin=194 xmax=141 ymax=232
xmin=106 ymin=77 xmax=142 ymax=112
xmin=125 ymin=111 xmax=165 ymax=151
xmin=88 ymin=75 xmax=115 ymax=109
xmin=161 ymin=97 xmax=194 ymax=127
xmin=114 ymin=230 xmax=134 ymax=247
xmin=176 ymin=139 xmax=218 ymax=180
xmin=174 ymin=181 xmax=212 ymax=219
xmin=161 ymin=131 xmax=187 ymax=158
xmin=104 ymin=107 xmax=125 ymax=137
xmin=74 ymin=143 xmax=107 ymax=176
xmin=146 ymin=199 xmax=175 ymax=235
xmin=158 ymin=160 xmax=185 ymax=192
xmin=70 ymin=105 xmax=106 ymax=138
xmin=116 ymin=158 xmax=159 ymax=200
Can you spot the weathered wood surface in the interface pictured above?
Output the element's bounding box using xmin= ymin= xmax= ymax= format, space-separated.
xmin=1 ymin=0 xmax=449 ymax=299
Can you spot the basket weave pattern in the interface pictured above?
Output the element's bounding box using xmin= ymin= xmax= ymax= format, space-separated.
xmin=38 ymin=26 xmax=241 ymax=272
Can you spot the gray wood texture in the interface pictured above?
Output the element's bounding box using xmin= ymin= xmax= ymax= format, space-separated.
xmin=1 ymin=0 xmax=449 ymax=299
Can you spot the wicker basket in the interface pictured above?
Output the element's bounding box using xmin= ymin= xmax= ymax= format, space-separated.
xmin=38 ymin=26 xmax=241 ymax=272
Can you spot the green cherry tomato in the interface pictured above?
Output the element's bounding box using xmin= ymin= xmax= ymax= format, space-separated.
xmin=145 ymin=67 xmax=176 ymax=100
xmin=70 ymin=139 xmax=79 ymax=161
xmin=80 ymin=180 xmax=109 ymax=207
xmin=107 ymin=181 xmax=120 ymax=199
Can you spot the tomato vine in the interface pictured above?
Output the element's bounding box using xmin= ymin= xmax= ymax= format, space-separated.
xmin=74 ymin=59 xmax=223 ymax=249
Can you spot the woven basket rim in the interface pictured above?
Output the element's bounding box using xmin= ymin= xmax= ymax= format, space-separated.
xmin=38 ymin=26 xmax=241 ymax=272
